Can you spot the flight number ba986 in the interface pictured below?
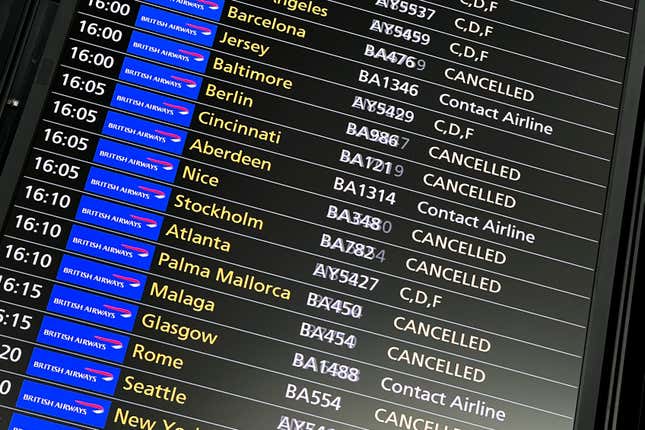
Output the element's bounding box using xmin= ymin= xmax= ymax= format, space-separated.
xmin=345 ymin=122 xmax=409 ymax=149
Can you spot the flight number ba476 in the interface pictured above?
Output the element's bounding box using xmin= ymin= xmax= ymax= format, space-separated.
xmin=364 ymin=44 xmax=427 ymax=71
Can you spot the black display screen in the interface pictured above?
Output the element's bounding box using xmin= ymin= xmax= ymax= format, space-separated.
xmin=0 ymin=1 xmax=640 ymax=429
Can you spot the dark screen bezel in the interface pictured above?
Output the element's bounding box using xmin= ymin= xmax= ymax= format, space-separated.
xmin=574 ymin=2 xmax=645 ymax=429
xmin=0 ymin=1 xmax=643 ymax=429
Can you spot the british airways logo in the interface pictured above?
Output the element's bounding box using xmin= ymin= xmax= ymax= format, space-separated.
xmin=171 ymin=75 xmax=198 ymax=89
xmin=198 ymin=0 xmax=220 ymax=10
xmin=95 ymin=336 xmax=124 ymax=350
xmin=75 ymin=400 xmax=105 ymax=414
xmin=112 ymin=274 xmax=141 ymax=288
xmin=85 ymin=368 xmax=115 ymax=382
xmin=138 ymin=185 xmax=167 ymax=199
xmin=147 ymin=157 xmax=175 ymax=171
xmin=121 ymin=244 xmax=150 ymax=258
xmin=155 ymin=129 xmax=183 ymax=143
xmin=103 ymin=304 xmax=133 ymax=318
xmin=186 ymin=23 xmax=213 ymax=36
xmin=163 ymin=102 xmax=191 ymax=115
xmin=179 ymin=49 xmax=206 ymax=62
xmin=130 ymin=215 xmax=159 ymax=228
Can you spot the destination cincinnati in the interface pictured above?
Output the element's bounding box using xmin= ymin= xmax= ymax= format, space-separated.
xmin=197 ymin=110 xmax=283 ymax=145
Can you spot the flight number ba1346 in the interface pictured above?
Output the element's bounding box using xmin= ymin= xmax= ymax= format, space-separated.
xmin=358 ymin=69 xmax=420 ymax=97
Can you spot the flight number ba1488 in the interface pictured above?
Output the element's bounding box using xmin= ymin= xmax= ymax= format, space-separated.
xmin=292 ymin=352 xmax=361 ymax=382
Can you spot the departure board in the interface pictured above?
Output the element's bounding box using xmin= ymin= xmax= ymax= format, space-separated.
xmin=0 ymin=1 xmax=640 ymax=430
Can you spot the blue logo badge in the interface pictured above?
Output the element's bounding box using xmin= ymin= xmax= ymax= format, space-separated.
xmin=47 ymin=285 xmax=139 ymax=331
xmin=66 ymin=225 xmax=155 ymax=270
xmin=85 ymin=167 xmax=171 ymax=211
xmin=94 ymin=138 xmax=179 ymax=183
xmin=136 ymin=5 xmax=217 ymax=46
xmin=127 ymin=31 xmax=210 ymax=73
xmin=27 ymin=348 xmax=121 ymax=395
xmin=144 ymin=0 xmax=225 ymax=21
xmin=102 ymin=111 xmax=187 ymax=155
xmin=119 ymin=57 xmax=203 ymax=99
xmin=76 ymin=195 xmax=164 ymax=241
xmin=57 ymin=254 xmax=146 ymax=301
xmin=16 ymin=380 xmax=111 ymax=427
xmin=111 ymin=84 xmax=195 ymax=127
xmin=9 ymin=413 xmax=82 ymax=430
xmin=37 ymin=316 xmax=130 ymax=363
